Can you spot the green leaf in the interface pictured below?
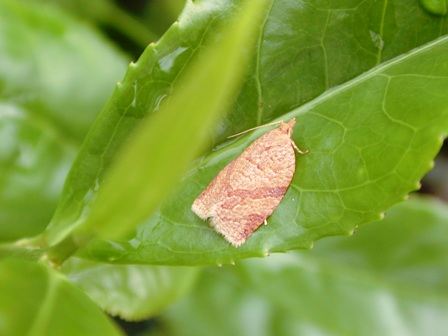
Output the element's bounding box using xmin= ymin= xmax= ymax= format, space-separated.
xmin=208 ymin=0 xmax=448 ymax=138
xmin=62 ymin=258 xmax=199 ymax=320
xmin=42 ymin=0 xmax=448 ymax=263
xmin=0 ymin=258 xmax=123 ymax=336
xmin=156 ymin=196 xmax=448 ymax=336
xmin=82 ymin=34 xmax=448 ymax=265
xmin=0 ymin=0 xmax=128 ymax=242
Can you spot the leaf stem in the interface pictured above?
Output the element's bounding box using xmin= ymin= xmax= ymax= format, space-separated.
xmin=45 ymin=235 xmax=81 ymax=267
xmin=0 ymin=243 xmax=45 ymax=263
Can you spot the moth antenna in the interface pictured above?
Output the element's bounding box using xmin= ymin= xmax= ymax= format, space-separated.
xmin=227 ymin=120 xmax=284 ymax=138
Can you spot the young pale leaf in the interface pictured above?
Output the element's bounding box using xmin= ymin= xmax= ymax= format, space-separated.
xmin=81 ymin=35 xmax=448 ymax=265
xmin=157 ymin=196 xmax=448 ymax=336
xmin=0 ymin=259 xmax=123 ymax=336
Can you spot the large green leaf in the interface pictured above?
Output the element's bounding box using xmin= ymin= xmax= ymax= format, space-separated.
xmin=0 ymin=0 xmax=128 ymax=242
xmin=37 ymin=0 xmax=448 ymax=264
xmin=156 ymin=196 xmax=448 ymax=336
xmin=62 ymin=258 xmax=199 ymax=320
xmin=81 ymin=34 xmax=448 ymax=265
xmin=0 ymin=258 xmax=123 ymax=336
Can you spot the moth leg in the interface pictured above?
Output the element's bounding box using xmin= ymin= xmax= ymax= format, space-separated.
xmin=290 ymin=139 xmax=309 ymax=155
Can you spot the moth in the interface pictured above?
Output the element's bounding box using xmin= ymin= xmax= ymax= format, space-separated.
xmin=191 ymin=118 xmax=308 ymax=247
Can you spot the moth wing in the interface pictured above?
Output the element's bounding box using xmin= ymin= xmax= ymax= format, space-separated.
xmin=211 ymin=130 xmax=296 ymax=246
xmin=191 ymin=162 xmax=231 ymax=220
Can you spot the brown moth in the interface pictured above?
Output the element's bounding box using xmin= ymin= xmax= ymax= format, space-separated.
xmin=191 ymin=118 xmax=308 ymax=247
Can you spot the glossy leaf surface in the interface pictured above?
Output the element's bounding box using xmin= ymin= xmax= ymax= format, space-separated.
xmin=38 ymin=0 xmax=448 ymax=264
